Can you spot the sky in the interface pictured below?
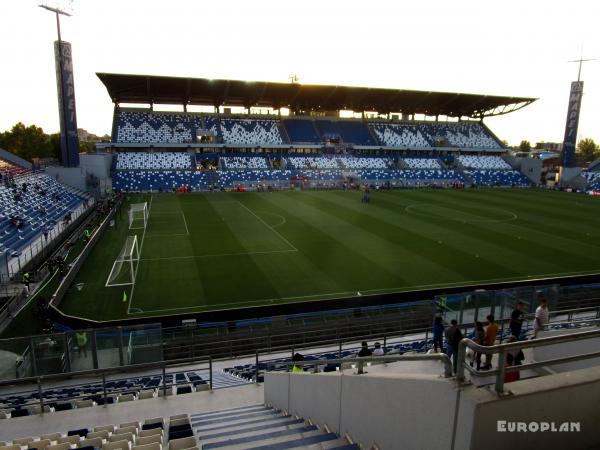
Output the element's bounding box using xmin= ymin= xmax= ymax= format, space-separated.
xmin=0 ymin=0 xmax=598 ymax=146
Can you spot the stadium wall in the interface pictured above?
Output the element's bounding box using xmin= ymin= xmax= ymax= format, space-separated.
xmin=265 ymin=371 xmax=456 ymax=450
xmin=45 ymin=166 xmax=87 ymax=191
xmin=79 ymin=153 xmax=112 ymax=179
xmin=504 ymin=156 xmax=542 ymax=185
xmin=266 ymin=365 xmax=600 ymax=450
xmin=457 ymin=365 xmax=600 ymax=450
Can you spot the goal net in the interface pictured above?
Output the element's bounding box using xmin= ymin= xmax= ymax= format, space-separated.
xmin=106 ymin=235 xmax=140 ymax=287
xmin=129 ymin=202 xmax=148 ymax=230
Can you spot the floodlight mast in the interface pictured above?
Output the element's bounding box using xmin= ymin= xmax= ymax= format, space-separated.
xmin=39 ymin=3 xmax=77 ymax=167
xmin=568 ymin=57 xmax=597 ymax=82
xmin=39 ymin=4 xmax=71 ymax=44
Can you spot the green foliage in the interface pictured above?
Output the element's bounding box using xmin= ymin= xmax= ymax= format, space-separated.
xmin=519 ymin=140 xmax=532 ymax=152
xmin=576 ymin=138 xmax=600 ymax=161
xmin=0 ymin=122 xmax=58 ymax=161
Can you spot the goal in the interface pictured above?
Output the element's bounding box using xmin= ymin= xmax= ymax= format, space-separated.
xmin=105 ymin=235 xmax=140 ymax=287
xmin=129 ymin=202 xmax=148 ymax=230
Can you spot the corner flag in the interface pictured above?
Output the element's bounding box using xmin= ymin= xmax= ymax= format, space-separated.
xmin=123 ymin=291 xmax=128 ymax=303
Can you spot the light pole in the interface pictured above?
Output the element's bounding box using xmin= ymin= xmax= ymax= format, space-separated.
xmin=39 ymin=4 xmax=80 ymax=167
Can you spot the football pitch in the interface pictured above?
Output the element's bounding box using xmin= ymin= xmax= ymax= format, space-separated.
xmin=58 ymin=188 xmax=600 ymax=321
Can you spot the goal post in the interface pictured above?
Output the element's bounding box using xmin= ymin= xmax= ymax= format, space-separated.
xmin=129 ymin=202 xmax=148 ymax=230
xmin=105 ymin=235 xmax=140 ymax=287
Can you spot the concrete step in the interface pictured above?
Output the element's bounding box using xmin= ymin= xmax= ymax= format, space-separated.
xmin=307 ymin=440 xmax=360 ymax=449
xmin=193 ymin=405 xmax=354 ymax=450
xmin=242 ymin=431 xmax=341 ymax=450
xmin=191 ymin=404 xmax=266 ymax=420
xmin=198 ymin=417 xmax=304 ymax=440
xmin=194 ymin=409 xmax=279 ymax=429
xmin=200 ymin=421 xmax=309 ymax=445
xmin=201 ymin=426 xmax=321 ymax=449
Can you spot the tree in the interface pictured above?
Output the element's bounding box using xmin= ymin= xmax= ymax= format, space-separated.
xmin=0 ymin=122 xmax=56 ymax=161
xmin=576 ymin=138 xmax=600 ymax=161
xmin=519 ymin=140 xmax=532 ymax=152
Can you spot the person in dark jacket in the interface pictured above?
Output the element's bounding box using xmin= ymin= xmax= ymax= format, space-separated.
xmin=470 ymin=321 xmax=485 ymax=371
xmin=357 ymin=341 xmax=372 ymax=357
xmin=444 ymin=320 xmax=463 ymax=374
xmin=509 ymin=302 xmax=525 ymax=339
xmin=432 ymin=316 xmax=445 ymax=353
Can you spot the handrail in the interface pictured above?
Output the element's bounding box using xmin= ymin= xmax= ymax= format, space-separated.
xmin=0 ymin=355 xmax=211 ymax=387
xmin=270 ymin=354 xmax=454 ymax=378
xmin=0 ymin=354 xmax=214 ymax=414
xmin=456 ymin=327 xmax=600 ymax=394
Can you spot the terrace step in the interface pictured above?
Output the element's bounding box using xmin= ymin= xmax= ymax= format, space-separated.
xmin=194 ymin=405 xmax=358 ymax=450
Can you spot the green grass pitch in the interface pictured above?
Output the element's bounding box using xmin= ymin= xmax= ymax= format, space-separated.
xmin=58 ymin=188 xmax=600 ymax=321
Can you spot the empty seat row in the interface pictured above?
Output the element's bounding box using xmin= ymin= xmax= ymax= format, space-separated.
xmin=457 ymin=155 xmax=512 ymax=170
xmin=115 ymin=153 xmax=192 ymax=170
xmin=1 ymin=415 xmax=197 ymax=450
xmin=205 ymin=117 xmax=285 ymax=145
xmin=0 ymin=372 xmax=207 ymax=420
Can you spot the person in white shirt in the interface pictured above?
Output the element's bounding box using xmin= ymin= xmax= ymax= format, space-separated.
xmin=533 ymin=296 xmax=549 ymax=338
xmin=372 ymin=342 xmax=385 ymax=356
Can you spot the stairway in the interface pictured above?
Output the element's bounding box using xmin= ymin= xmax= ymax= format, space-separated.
xmin=192 ymin=404 xmax=359 ymax=449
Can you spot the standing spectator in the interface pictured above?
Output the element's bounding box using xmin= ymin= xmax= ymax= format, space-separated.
xmin=357 ymin=341 xmax=372 ymax=357
xmin=21 ymin=271 xmax=31 ymax=296
xmin=482 ymin=315 xmax=499 ymax=370
xmin=533 ymin=296 xmax=550 ymax=338
xmin=432 ymin=316 xmax=445 ymax=353
xmin=372 ymin=342 xmax=384 ymax=356
xmin=510 ymin=302 xmax=525 ymax=339
xmin=444 ymin=319 xmax=463 ymax=373
xmin=470 ymin=321 xmax=485 ymax=371
xmin=83 ymin=227 xmax=91 ymax=244
xmin=76 ymin=332 xmax=88 ymax=358
xmin=291 ymin=352 xmax=304 ymax=373
xmin=42 ymin=225 xmax=49 ymax=242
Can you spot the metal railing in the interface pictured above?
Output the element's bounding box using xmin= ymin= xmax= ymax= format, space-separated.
xmin=0 ymin=355 xmax=214 ymax=415
xmin=268 ymin=354 xmax=454 ymax=378
xmin=454 ymin=305 xmax=600 ymax=343
xmin=456 ymin=327 xmax=600 ymax=394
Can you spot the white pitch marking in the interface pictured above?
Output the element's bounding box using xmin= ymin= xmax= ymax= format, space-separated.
xmin=236 ymin=202 xmax=298 ymax=251
xmin=128 ymin=268 xmax=600 ymax=314
xmin=181 ymin=211 xmax=190 ymax=235
xmin=139 ymin=248 xmax=297 ymax=262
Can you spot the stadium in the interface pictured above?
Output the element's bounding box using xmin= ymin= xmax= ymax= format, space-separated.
xmin=1 ymin=1 xmax=600 ymax=449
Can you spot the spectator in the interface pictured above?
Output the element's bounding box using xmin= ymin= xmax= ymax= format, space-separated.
xmin=43 ymin=226 xmax=50 ymax=241
xmin=83 ymin=227 xmax=91 ymax=243
xmin=533 ymin=295 xmax=550 ymax=338
xmin=432 ymin=316 xmax=445 ymax=353
xmin=481 ymin=315 xmax=499 ymax=370
xmin=470 ymin=321 xmax=485 ymax=371
xmin=291 ymin=352 xmax=304 ymax=373
xmin=444 ymin=319 xmax=463 ymax=373
xmin=504 ymin=353 xmax=520 ymax=383
xmin=510 ymin=302 xmax=525 ymax=339
xmin=372 ymin=342 xmax=384 ymax=356
xmin=75 ymin=332 xmax=88 ymax=358
xmin=21 ymin=271 xmax=31 ymax=296
xmin=357 ymin=341 xmax=372 ymax=357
